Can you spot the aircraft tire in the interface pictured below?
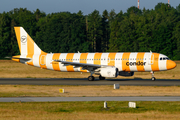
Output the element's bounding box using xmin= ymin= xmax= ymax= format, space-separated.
xmin=88 ymin=76 xmax=95 ymax=81
xmin=152 ymin=77 xmax=156 ymax=81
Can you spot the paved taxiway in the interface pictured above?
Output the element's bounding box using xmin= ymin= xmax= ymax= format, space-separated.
xmin=0 ymin=78 xmax=179 ymax=86
xmin=0 ymin=97 xmax=180 ymax=102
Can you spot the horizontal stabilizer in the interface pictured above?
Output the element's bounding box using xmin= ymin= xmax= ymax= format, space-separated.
xmin=12 ymin=57 xmax=32 ymax=63
xmin=12 ymin=57 xmax=31 ymax=61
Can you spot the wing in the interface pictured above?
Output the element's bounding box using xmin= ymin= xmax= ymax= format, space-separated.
xmin=54 ymin=60 xmax=107 ymax=71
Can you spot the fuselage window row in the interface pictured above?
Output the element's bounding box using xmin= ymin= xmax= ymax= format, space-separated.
xmin=53 ymin=58 xmax=148 ymax=61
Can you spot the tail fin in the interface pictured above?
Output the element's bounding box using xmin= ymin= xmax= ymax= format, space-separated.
xmin=14 ymin=27 xmax=45 ymax=55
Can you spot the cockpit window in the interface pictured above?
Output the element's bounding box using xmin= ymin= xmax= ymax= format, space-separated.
xmin=160 ymin=57 xmax=170 ymax=60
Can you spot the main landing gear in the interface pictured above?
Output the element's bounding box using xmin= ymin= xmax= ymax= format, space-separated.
xmin=88 ymin=76 xmax=95 ymax=81
xmin=151 ymin=71 xmax=156 ymax=81
xmin=88 ymin=72 xmax=106 ymax=81
xmin=88 ymin=75 xmax=106 ymax=81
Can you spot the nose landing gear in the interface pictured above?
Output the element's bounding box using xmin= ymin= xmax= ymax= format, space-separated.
xmin=151 ymin=71 xmax=156 ymax=81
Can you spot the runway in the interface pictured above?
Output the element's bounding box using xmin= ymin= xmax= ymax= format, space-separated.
xmin=0 ymin=78 xmax=179 ymax=86
xmin=0 ymin=96 xmax=180 ymax=102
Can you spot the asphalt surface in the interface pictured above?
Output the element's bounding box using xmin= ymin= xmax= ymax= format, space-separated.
xmin=0 ymin=78 xmax=179 ymax=86
xmin=0 ymin=96 xmax=180 ymax=102
xmin=0 ymin=78 xmax=180 ymax=102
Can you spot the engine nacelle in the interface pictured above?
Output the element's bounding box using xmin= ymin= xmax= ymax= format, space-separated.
xmin=100 ymin=67 xmax=118 ymax=78
xmin=119 ymin=71 xmax=134 ymax=76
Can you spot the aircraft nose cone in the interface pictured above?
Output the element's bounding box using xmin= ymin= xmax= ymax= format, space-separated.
xmin=166 ymin=60 xmax=177 ymax=70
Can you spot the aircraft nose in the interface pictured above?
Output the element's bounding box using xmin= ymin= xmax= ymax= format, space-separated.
xmin=166 ymin=60 xmax=177 ymax=70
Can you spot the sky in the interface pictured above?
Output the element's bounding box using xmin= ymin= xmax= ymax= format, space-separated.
xmin=0 ymin=0 xmax=180 ymax=15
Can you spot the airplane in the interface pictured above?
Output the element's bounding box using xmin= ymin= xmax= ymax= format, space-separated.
xmin=11 ymin=27 xmax=177 ymax=81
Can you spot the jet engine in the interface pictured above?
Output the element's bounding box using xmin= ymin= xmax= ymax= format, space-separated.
xmin=100 ymin=67 xmax=118 ymax=78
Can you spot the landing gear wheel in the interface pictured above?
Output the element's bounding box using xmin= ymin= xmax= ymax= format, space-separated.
xmin=99 ymin=75 xmax=105 ymax=80
xmin=88 ymin=76 xmax=95 ymax=81
xmin=152 ymin=77 xmax=156 ymax=81
xmin=151 ymin=71 xmax=156 ymax=81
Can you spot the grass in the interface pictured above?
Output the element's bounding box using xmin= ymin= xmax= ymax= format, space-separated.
xmin=0 ymin=60 xmax=180 ymax=79
xmin=0 ymin=85 xmax=180 ymax=97
xmin=0 ymin=101 xmax=180 ymax=119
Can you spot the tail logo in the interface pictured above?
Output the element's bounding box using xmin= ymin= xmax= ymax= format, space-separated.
xmin=21 ymin=36 xmax=27 ymax=43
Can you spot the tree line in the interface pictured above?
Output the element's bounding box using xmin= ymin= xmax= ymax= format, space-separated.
xmin=0 ymin=3 xmax=180 ymax=60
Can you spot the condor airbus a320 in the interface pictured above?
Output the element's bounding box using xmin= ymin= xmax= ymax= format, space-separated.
xmin=12 ymin=27 xmax=176 ymax=81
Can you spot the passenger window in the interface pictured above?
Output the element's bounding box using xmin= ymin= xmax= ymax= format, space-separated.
xmin=160 ymin=58 xmax=162 ymax=60
xmin=163 ymin=58 xmax=166 ymax=60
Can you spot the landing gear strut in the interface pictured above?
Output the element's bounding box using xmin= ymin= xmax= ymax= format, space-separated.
xmin=88 ymin=71 xmax=95 ymax=81
xmin=99 ymin=75 xmax=105 ymax=80
xmin=151 ymin=71 xmax=156 ymax=81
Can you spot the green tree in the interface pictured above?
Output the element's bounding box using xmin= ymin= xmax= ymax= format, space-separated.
xmin=87 ymin=10 xmax=103 ymax=52
xmin=0 ymin=12 xmax=11 ymax=58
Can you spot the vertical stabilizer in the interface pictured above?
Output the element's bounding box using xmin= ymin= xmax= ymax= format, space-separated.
xmin=14 ymin=27 xmax=45 ymax=55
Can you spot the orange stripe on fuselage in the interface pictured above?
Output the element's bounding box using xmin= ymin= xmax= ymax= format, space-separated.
xmin=66 ymin=53 xmax=75 ymax=72
xmin=94 ymin=53 xmax=102 ymax=65
xmin=108 ymin=53 xmax=116 ymax=66
xmin=26 ymin=35 xmax=34 ymax=66
xmin=52 ymin=53 xmax=61 ymax=71
xmin=136 ymin=52 xmax=145 ymax=72
xmin=151 ymin=53 xmax=159 ymax=71
xmin=14 ymin=27 xmax=21 ymax=53
xmin=80 ymin=53 xmax=88 ymax=72
xmin=122 ymin=53 xmax=131 ymax=71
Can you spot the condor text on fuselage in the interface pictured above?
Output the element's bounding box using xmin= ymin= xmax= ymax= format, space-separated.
xmin=126 ymin=61 xmax=146 ymax=66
